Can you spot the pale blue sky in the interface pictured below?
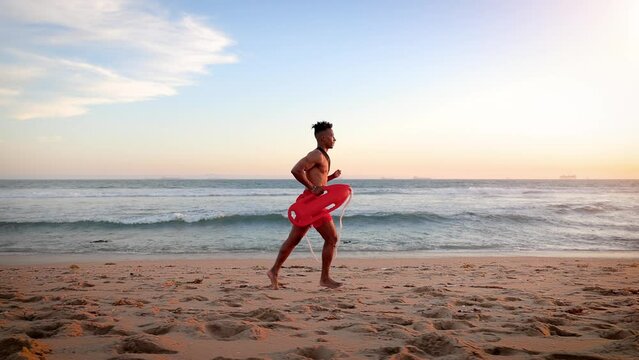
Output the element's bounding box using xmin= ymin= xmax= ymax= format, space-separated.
xmin=1 ymin=0 xmax=637 ymax=179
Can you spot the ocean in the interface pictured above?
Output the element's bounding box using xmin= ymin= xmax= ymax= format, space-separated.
xmin=1 ymin=179 xmax=638 ymax=257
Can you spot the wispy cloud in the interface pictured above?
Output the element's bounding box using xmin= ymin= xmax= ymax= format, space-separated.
xmin=0 ymin=0 xmax=236 ymax=120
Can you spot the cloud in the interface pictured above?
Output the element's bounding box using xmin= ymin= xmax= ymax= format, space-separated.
xmin=0 ymin=0 xmax=236 ymax=120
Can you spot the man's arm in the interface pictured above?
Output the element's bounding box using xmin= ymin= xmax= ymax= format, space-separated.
xmin=328 ymin=170 xmax=341 ymax=182
xmin=291 ymin=151 xmax=322 ymax=193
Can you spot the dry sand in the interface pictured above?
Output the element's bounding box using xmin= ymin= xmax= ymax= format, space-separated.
xmin=1 ymin=256 xmax=638 ymax=359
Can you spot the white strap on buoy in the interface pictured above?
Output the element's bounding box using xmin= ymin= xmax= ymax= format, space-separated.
xmin=334 ymin=191 xmax=352 ymax=258
xmin=305 ymin=234 xmax=320 ymax=262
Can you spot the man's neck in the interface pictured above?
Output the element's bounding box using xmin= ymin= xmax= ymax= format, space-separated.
xmin=317 ymin=144 xmax=328 ymax=152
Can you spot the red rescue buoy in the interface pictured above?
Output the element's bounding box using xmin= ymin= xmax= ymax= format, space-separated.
xmin=288 ymin=184 xmax=352 ymax=227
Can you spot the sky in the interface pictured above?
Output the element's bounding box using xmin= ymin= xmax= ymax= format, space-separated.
xmin=0 ymin=0 xmax=637 ymax=179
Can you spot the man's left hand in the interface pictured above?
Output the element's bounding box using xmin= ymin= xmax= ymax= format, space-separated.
xmin=330 ymin=170 xmax=341 ymax=180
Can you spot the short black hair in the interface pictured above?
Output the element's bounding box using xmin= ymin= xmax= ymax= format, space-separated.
xmin=312 ymin=121 xmax=333 ymax=135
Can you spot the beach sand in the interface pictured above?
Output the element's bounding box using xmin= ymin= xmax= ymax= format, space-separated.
xmin=1 ymin=256 xmax=638 ymax=359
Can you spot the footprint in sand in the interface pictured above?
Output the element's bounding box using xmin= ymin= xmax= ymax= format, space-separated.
xmin=117 ymin=334 xmax=178 ymax=354
xmin=25 ymin=321 xmax=64 ymax=338
xmin=180 ymin=295 xmax=208 ymax=302
xmin=15 ymin=295 xmax=47 ymax=303
xmin=64 ymin=297 xmax=90 ymax=306
xmin=406 ymin=332 xmax=480 ymax=358
xmin=84 ymin=322 xmax=116 ymax=335
xmin=336 ymin=302 xmax=356 ymax=309
xmin=382 ymin=315 xmax=414 ymax=326
xmin=371 ymin=345 xmax=427 ymax=359
xmin=412 ymin=286 xmax=446 ymax=297
xmin=597 ymin=328 xmax=636 ymax=340
xmin=112 ymin=298 xmax=150 ymax=307
xmin=237 ymin=307 xmax=292 ymax=322
xmin=332 ymin=322 xmax=378 ymax=334
xmin=59 ymin=321 xmax=84 ymax=337
xmin=0 ymin=335 xmax=51 ymax=359
xmin=206 ymin=320 xmax=268 ymax=340
xmin=432 ymin=319 xmax=475 ymax=331
xmin=0 ymin=292 xmax=18 ymax=300
xmin=8 ymin=309 xmax=52 ymax=321
xmin=583 ymin=286 xmax=639 ymax=296
xmin=220 ymin=295 xmax=245 ymax=308
xmin=590 ymin=335 xmax=639 ymax=357
xmin=141 ymin=321 xmax=174 ymax=335
xmin=484 ymin=346 xmax=540 ymax=356
xmin=537 ymin=314 xmax=572 ymax=325
xmin=140 ymin=319 xmax=208 ymax=338
xmin=505 ymin=322 xmax=581 ymax=337
xmin=378 ymin=326 xmax=419 ymax=340
xmin=417 ymin=306 xmax=453 ymax=319
xmin=277 ymin=345 xmax=346 ymax=359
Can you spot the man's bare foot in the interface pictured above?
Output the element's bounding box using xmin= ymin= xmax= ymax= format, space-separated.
xmin=267 ymin=269 xmax=279 ymax=290
xmin=319 ymin=278 xmax=343 ymax=289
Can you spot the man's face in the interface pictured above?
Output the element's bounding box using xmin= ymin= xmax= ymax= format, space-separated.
xmin=324 ymin=129 xmax=336 ymax=149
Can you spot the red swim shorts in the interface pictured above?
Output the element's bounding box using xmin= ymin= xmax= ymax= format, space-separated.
xmin=296 ymin=190 xmax=333 ymax=228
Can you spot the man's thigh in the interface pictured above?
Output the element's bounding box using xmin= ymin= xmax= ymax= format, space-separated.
xmin=314 ymin=218 xmax=337 ymax=242
xmin=288 ymin=224 xmax=311 ymax=242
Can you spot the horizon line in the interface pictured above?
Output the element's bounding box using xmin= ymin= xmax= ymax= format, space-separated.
xmin=0 ymin=177 xmax=637 ymax=181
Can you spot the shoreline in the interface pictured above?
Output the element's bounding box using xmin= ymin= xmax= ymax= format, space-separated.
xmin=1 ymin=249 xmax=638 ymax=265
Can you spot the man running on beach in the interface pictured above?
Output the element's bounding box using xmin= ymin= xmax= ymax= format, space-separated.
xmin=268 ymin=121 xmax=343 ymax=289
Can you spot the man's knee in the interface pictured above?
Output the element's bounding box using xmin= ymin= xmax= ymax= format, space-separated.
xmin=287 ymin=235 xmax=304 ymax=246
xmin=283 ymin=234 xmax=304 ymax=248
xmin=323 ymin=234 xmax=338 ymax=246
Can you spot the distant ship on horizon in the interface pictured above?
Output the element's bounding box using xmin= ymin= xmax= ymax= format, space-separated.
xmin=559 ymin=175 xmax=577 ymax=179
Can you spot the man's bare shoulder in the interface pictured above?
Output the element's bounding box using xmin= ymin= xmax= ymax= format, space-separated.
xmin=305 ymin=149 xmax=323 ymax=162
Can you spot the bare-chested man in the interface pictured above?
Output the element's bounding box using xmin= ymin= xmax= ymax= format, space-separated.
xmin=267 ymin=121 xmax=343 ymax=289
